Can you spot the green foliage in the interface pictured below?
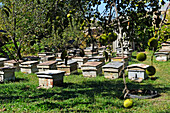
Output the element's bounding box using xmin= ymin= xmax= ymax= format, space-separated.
xmin=136 ymin=52 xmax=147 ymax=61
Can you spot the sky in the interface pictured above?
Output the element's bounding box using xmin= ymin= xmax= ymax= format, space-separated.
xmin=98 ymin=0 xmax=169 ymax=14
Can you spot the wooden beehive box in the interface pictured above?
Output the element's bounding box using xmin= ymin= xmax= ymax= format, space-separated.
xmin=81 ymin=62 xmax=103 ymax=77
xmin=155 ymin=52 xmax=169 ymax=61
xmin=20 ymin=61 xmax=39 ymax=74
xmin=23 ymin=56 xmax=40 ymax=61
xmin=102 ymin=62 xmax=123 ymax=79
xmin=4 ymin=60 xmax=23 ymax=72
xmin=161 ymin=41 xmax=170 ymax=50
xmin=0 ymin=67 xmax=15 ymax=82
xmin=37 ymin=61 xmax=57 ymax=72
xmin=159 ymin=49 xmax=170 ymax=59
xmin=0 ymin=58 xmax=8 ymax=67
xmin=111 ymin=57 xmax=128 ymax=67
xmin=38 ymin=52 xmax=54 ymax=57
xmin=40 ymin=55 xmax=56 ymax=63
xmin=36 ymin=70 xmax=65 ymax=88
xmin=57 ymin=60 xmax=78 ymax=75
xmin=127 ymin=64 xmax=149 ymax=80
xmin=88 ymin=56 xmax=105 ymax=65
xmin=72 ymin=57 xmax=88 ymax=68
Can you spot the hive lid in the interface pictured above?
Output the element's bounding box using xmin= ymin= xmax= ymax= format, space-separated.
xmin=72 ymin=57 xmax=88 ymax=59
xmin=112 ymin=56 xmax=128 ymax=59
xmin=88 ymin=59 xmax=100 ymax=62
xmin=67 ymin=60 xmax=77 ymax=65
xmin=161 ymin=41 xmax=170 ymax=46
xmin=154 ymin=52 xmax=169 ymax=55
xmin=36 ymin=70 xmax=65 ymax=75
xmin=21 ymin=61 xmax=39 ymax=65
xmin=0 ymin=66 xmax=15 ymax=70
xmin=81 ymin=62 xmax=102 ymax=67
xmin=89 ymin=56 xmax=105 ymax=59
xmin=0 ymin=58 xmax=8 ymax=61
xmin=5 ymin=60 xmax=23 ymax=64
xmin=102 ymin=62 xmax=123 ymax=68
xmin=38 ymin=61 xmax=57 ymax=66
xmin=159 ymin=49 xmax=170 ymax=52
xmin=127 ymin=64 xmax=149 ymax=69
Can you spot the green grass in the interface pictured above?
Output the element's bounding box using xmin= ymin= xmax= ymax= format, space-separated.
xmin=0 ymin=50 xmax=170 ymax=112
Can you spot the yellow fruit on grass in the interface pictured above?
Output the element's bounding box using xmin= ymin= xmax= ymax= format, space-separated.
xmin=124 ymin=99 xmax=133 ymax=108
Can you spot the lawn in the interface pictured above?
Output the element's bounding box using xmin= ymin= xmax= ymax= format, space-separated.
xmin=0 ymin=50 xmax=170 ymax=113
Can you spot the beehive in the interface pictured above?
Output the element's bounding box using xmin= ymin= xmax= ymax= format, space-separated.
xmin=81 ymin=62 xmax=103 ymax=77
xmin=127 ymin=64 xmax=149 ymax=80
xmin=20 ymin=61 xmax=39 ymax=74
xmin=37 ymin=61 xmax=57 ymax=72
xmin=4 ymin=60 xmax=23 ymax=72
xmin=36 ymin=70 xmax=65 ymax=88
xmin=57 ymin=60 xmax=78 ymax=75
xmin=102 ymin=62 xmax=123 ymax=79
xmin=0 ymin=67 xmax=15 ymax=82
xmin=72 ymin=57 xmax=88 ymax=68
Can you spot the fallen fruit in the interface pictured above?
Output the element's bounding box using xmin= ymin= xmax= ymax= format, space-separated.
xmin=124 ymin=99 xmax=133 ymax=108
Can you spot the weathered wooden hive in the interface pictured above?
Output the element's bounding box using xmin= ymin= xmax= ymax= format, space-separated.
xmin=23 ymin=56 xmax=40 ymax=61
xmin=127 ymin=64 xmax=149 ymax=80
xmin=102 ymin=62 xmax=123 ymax=79
xmin=72 ymin=57 xmax=88 ymax=68
xmin=116 ymin=48 xmax=133 ymax=60
xmin=88 ymin=56 xmax=105 ymax=66
xmin=84 ymin=47 xmax=98 ymax=57
xmin=0 ymin=58 xmax=8 ymax=67
xmin=4 ymin=60 xmax=23 ymax=72
xmin=81 ymin=62 xmax=103 ymax=77
xmin=57 ymin=60 xmax=78 ymax=75
xmin=111 ymin=56 xmax=128 ymax=67
xmin=38 ymin=52 xmax=54 ymax=57
xmin=0 ymin=67 xmax=15 ymax=82
xmin=36 ymin=70 xmax=65 ymax=88
xmin=154 ymin=52 xmax=169 ymax=61
xmin=161 ymin=41 xmax=170 ymax=50
xmin=37 ymin=61 xmax=57 ymax=72
xmin=40 ymin=55 xmax=56 ymax=63
xmin=20 ymin=61 xmax=39 ymax=74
